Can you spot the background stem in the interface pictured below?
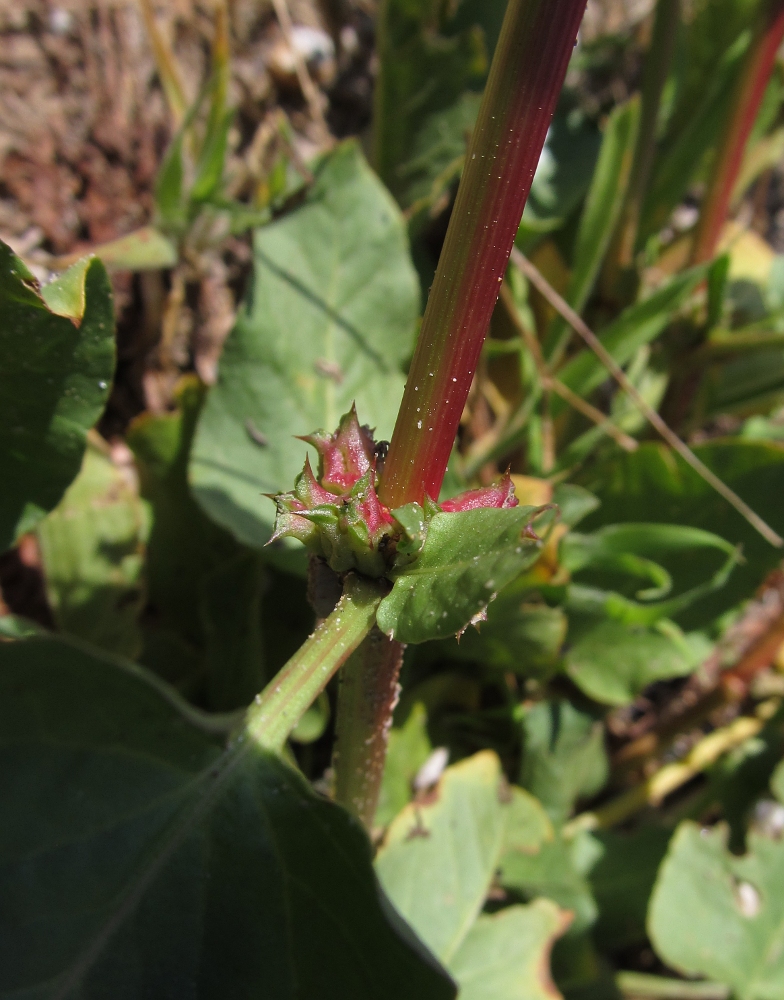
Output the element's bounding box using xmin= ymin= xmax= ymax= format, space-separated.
xmin=691 ymin=0 xmax=784 ymax=264
xmin=246 ymin=574 xmax=384 ymax=753
xmin=332 ymin=629 xmax=405 ymax=830
xmin=379 ymin=0 xmax=588 ymax=509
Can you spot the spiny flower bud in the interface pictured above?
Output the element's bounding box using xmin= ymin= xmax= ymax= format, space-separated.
xmin=269 ymin=406 xmax=520 ymax=578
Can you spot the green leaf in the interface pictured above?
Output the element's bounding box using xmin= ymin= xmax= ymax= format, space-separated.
xmin=448 ymin=901 xmax=571 ymax=1000
xmin=377 ymin=506 xmax=545 ymax=644
xmin=545 ymin=98 xmax=640 ymax=360
xmin=518 ymin=102 xmax=602 ymax=246
xmin=36 ymin=440 xmax=149 ymax=660
xmin=190 ymin=141 xmax=419 ymax=553
xmin=442 ymin=593 xmax=567 ymax=676
xmin=554 ymin=266 xmax=707 ymax=408
xmin=0 ymin=242 xmax=115 ymax=552
xmin=578 ymin=440 xmax=784 ymax=629
xmin=374 ymin=0 xmax=495 ymax=205
xmin=641 ymin=30 xmax=749 ymax=240
xmin=519 ymin=700 xmax=608 ymax=826
xmin=127 ymin=378 xmax=267 ymax=703
xmin=565 ymin=620 xmax=703 ymax=706
xmin=649 ymin=822 xmax=784 ymax=1000
xmin=62 ymin=227 xmax=179 ymax=272
xmin=589 ymin=826 xmax=671 ymax=951
xmin=375 ymin=751 xmax=551 ymax=964
xmin=499 ymin=830 xmax=601 ymax=935
xmin=0 ymin=633 xmax=456 ymax=999
xmin=772 ymin=758 xmax=784 ymax=803
xmin=376 ymin=702 xmax=433 ymax=828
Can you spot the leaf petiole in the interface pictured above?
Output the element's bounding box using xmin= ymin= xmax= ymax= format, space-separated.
xmin=246 ymin=573 xmax=387 ymax=752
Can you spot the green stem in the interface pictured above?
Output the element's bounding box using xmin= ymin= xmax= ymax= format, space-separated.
xmin=691 ymin=0 xmax=784 ymax=264
xmin=332 ymin=629 xmax=405 ymax=829
xmin=616 ymin=973 xmax=729 ymax=1000
xmin=246 ymin=574 xmax=385 ymax=753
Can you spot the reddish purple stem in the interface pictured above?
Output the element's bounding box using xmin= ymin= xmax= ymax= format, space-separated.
xmin=379 ymin=0 xmax=588 ymax=510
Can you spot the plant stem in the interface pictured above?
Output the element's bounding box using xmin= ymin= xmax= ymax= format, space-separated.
xmin=564 ymin=699 xmax=780 ymax=835
xmin=379 ymin=0 xmax=588 ymax=509
xmin=246 ymin=574 xmax=385 ymax=753
xmin=610 ymin=0 xmax=681 ymax=277
xmin=691 ymin=0 xmax=784 ymax=264
xmin=332 ymin=629 xmax=405 ymax=829
xmin=616 ymin=972 xmax=729 ymax=1000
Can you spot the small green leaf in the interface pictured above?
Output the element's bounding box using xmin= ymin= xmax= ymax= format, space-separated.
xmin=0 ymin=634 xmax=456 ymax=999
xmin=36 ymin=440 xmax=149 ymax=660
xmin=649 ymin=822 xmax=784 ymax=1000
xmin=377 ymin=506 xmax=545 ymax=643
xmin=0 ymin=241 xmax=115 ymax=551
xmin=447 ymin=901 xmax=571 ymax=1000
xmin=190 ymin=141 xmax=419 ymax=553
xmin=519 ymin=700 xmax=608 ymax=825
xmin=376 ymin=751 xmax=550 ymax=965
xmin=62 ymin=227 xmax=179 ymax=272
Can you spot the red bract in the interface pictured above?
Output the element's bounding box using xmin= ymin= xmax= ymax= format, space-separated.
xmin=378 ymin=0 xmax=589 ymax=510
xmin=301 ymin=404 xmax=375 ymax=492
xmin=440 ymin=473 xmax=518 ymax=512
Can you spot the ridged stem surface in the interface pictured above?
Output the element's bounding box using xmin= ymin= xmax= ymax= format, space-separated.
xmin=379 ymin=0 xmax=588 ymax=509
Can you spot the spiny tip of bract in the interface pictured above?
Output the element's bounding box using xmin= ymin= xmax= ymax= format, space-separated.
xmin=440 ymin=471 xmax=518 ymax=512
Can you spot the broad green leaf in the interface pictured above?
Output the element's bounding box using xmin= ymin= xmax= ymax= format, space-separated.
xmin=442 ymin=593 xmax=567 ymax=676
xmin=649 ymin=822 xmax=784 ymax=1000
xmin=578 ymin=440 xmax=784 ymax=629
xmin=376 ymin=702 xmax=433 ymax=828
xmin=544 ymin=98 xmax=639 ymax=360
xmin=127 ymin=378 xmax=268 ymax=705
xmin=377 ymin=506 xmax=545 ymax=643
xmin=190 ymin=141 xmax=419 ymax=553
xmin=499 ymin=830 xmax=601 ymax=935
xmin=375 ymin=751 xmax=550 ymax=964
xmin=0 ymin=634 xmax=455 ymax=999
xmin=564 ymin=619 xmax=704 ymax=706
xmin=554 ymin=266 xmax=707 ymax=408
xmin=519 ymin=700 xmax=608 ymax=825
xmin=589 ymin=826 xmax=671 ymax=951
xmin=448 ymin=901 xmax=570 ymax=1000
xmin=0 ymin=243 xmax=115 ymax=552
xmin=36 ymin=440 xmax=149 ymax=660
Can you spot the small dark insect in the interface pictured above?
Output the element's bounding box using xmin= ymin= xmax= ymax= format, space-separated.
xmin=374 ymin=439 xmax=390 ymax=474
